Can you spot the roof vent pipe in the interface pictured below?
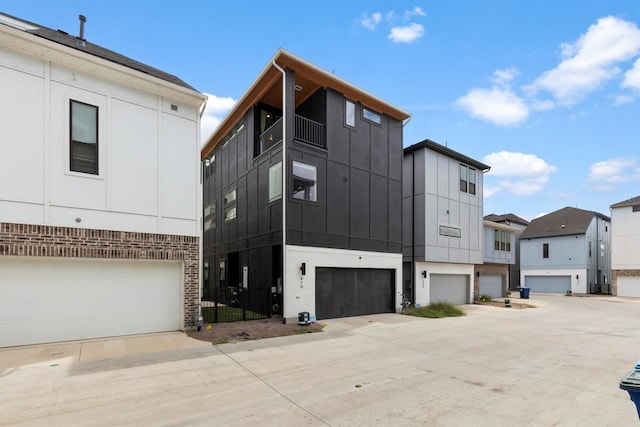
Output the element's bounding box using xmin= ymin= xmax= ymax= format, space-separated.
xmin=78 ymin=15 xmax=86 ymax=40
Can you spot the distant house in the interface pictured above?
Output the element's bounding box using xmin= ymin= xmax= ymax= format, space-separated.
xmin=200 ymin=49 xmax=410 ymax=322
xmin=402 ymin=139 xmax=490 ymax=306
xmin=483 ymin=213 xmax=529 ymax=290
xmin=610 ymin=196 xmax=640 ymax=297
xmin=475 ymin=220 xmax=519 ymax=298
xmin=0 ymin=13 xmax=207 ymax=347
xmin=520 ymin=207 xmax=611 ymax=294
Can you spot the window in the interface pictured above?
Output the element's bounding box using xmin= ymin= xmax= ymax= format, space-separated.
xmin=494 ymin=230 xmax=511 ymax=251
xmin=269 ymin=162 xmax=282 ymax=202
xmin=460 ymin=164 xmax=468 ymax=192
xmin=345 ymin=100 xmax=355 ymax=127
xmin=224 ymin=189 xmax=236 ymax=205
xmin=459 ymin=164 xmax=477 ymax=195
xmin=439 ymin=225 xmax=461 ymax=238
xmin=70 ymin=100 xmax=98 ymax=174
xmin=292 ymin=161 xmax=317 ymax=202
xmin=204 ymin=200 xmax=216 ymax=230
xmin=362 ymin=107 xmax=381 ymax=124
xmin=543 ymin=243 xmax=549 ymax=258
xmin=224 ymin=206 xmax=237 ymax=222
xmin=468 ymin=166 xmax=476 ymax=195
xmin=633 ymin=205 xmax=640 ymax=212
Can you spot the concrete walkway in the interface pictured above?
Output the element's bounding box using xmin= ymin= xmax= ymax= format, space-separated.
xmin=1 ymin=294 xmax=639 ymax=426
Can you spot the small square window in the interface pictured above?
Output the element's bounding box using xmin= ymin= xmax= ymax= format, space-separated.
xmin=224 ymin=189 xmax=236 ymax=205
xmin=224 ymin=206 xmax=237 ymax=222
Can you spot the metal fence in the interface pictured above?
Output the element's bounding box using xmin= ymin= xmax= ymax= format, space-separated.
xmin=201 ymin=286 xmax=279 ymax=323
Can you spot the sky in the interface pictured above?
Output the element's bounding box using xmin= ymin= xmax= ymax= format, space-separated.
xmin=2 ymin=0 xmax=639 ymax=221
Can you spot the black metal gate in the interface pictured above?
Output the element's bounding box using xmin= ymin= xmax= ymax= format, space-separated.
xmin=201 ymin=286 xmax=277 ymax=323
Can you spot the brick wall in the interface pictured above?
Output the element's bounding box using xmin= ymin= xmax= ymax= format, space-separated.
xmin=0 ymin=222 xmax=200 ymax=328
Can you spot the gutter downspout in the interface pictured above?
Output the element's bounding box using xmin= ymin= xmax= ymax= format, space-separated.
xmin=272 ymin=60 xmax=287 ymax=323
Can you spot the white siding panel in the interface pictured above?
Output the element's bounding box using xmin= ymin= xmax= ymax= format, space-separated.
xmin=0 ymin=65 xmax=45 ymax=203
xmin=110 ymin=99 xmax=158 ymax=215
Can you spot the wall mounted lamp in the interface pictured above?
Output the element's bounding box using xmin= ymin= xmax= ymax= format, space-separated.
xmin=300 ymin=262 xmax=306 ymax=276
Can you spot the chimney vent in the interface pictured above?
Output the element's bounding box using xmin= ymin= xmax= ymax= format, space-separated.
xmin=78 ymin=15 xmax=86 ymax=41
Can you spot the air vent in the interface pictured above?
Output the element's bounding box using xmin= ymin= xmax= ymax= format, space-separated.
xmin=171 ymin=104 xmax=178 ymax=111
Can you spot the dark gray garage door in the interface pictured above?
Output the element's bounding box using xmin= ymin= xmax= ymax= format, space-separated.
xmin=430 ymin=274 xmax=469 ymax=304
xmin=525 ymin=275 xmax=571 ymax=293
xmin=479 ymin=275 xmax=503 ymax=298
xmin=315 ymin=268 xmax=394 ymax=319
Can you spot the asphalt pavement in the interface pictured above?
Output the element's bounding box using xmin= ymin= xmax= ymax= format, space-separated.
xmin=1 ymin=294 xmax=639 ymax=426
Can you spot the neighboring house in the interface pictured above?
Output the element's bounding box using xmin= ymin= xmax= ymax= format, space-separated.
xmin=402 ymin=139 xmax=490 ymax=306
xmin=483 ymin=213 xmax=529 ymax=290
xmin=475 ymin=220 xmax=519 ymax=298
xmin=200 ymin=49 xmax=410 ymax=322
xmin=610 ymin=196 xmax=640 ymax=297
xmin=520 ymin=207 xmax=611 ymax=294
xmin=0 ymin=13 xmax=207 ymax=347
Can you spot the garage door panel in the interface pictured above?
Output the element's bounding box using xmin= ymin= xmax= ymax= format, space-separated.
xmin=479 ymin=275 xmax=503 ymax=298
xmin=316 ymin=268 xmax=394 ymax=319
xmin=0 ymin=257 xmax=182 ymax=347
xmin=430 ymin=274 xmax=468 ymax=304
xmin=525 ymin=276 xmax=570 ymax=293
xmin=617 ymin=276 xmax=640 ymax=297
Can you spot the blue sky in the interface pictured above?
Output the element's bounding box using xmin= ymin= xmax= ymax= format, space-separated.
xmin=3 ymin=0 xmax=639 ymax=220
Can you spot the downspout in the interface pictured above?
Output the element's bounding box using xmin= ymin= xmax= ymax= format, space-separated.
xmin=411 ymin=151 xmax=415 ymax=304
xmin=272 ymin=60 xmax=287 ymax=323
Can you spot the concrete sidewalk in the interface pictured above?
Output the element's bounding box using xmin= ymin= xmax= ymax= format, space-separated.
xmin=0 ymin=331 xmax=210 ymax=371
xmin=1 ymin=294 xmax=639 ymax=426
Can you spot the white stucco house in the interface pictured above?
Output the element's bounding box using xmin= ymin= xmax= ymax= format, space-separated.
xmin=0 ymin=12 xmax=207 ymax=347
xmin=610 ymin=196 xmax=640 ymax=297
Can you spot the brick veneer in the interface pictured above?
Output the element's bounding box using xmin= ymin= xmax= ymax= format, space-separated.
xmin=0 ymin=222 xmax=199 ymax=329
xmin=473 ymin=263 xmax=509 ymax=296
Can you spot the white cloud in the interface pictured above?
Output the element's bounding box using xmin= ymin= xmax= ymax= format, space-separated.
xmin=613 ymin=94 xmax=635 ymax=105
xmin=525 ymin=16 xmax=640 ymax=105
xmin=491 ymin=67 xmax=518 ymax=87
xmin=201 ymin=93 xmax=235 ymax=144
xmin=361 ymin=12 xmax=382 ymax=30
xmin=456 ymin=87 xmax=529 ymax=126
xmin=404 ymin=6 xmax=426 ymax=19
xmin=388 ymin=23 xmax=424 ymax=43
xmin=622 ymin=57 xmax=640 ymax=90
xmin=482 ymin=151 xmax=557 ymax=197
xmin=587 ymin=158 xmax=640 ymax=191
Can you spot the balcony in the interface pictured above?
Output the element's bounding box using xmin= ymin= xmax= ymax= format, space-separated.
xmin=257 ymin=115 xmax=325 ymax=155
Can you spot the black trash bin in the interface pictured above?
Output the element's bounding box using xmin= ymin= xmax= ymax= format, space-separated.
xmin=519 ymin=287 xmax=530 ymax=299
xmin=620 ymin=362 xmax=640 ymax=420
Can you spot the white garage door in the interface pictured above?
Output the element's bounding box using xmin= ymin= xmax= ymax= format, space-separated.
xmin=0 ymin=257 xmax=183 ymax=347
xmin=617 ymin=276 xmax=640 ymax=297
xmin=430 ymin=274 xmax=469 ymax=305
xmin=479 ymin=275 xmax=503 ymax=298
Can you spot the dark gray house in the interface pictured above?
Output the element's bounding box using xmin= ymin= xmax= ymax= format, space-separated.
xmin=520 ymin=207 xmax=611 ymax=294
xmin=201 ymin=49 xmax=410 ymax=322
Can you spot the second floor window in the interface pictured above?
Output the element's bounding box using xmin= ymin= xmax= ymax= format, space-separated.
xmin=494 ymin=230 xmax=511 ymax=251
xmin=345 ymin=100 xmax=355 ymax=127
xmin=269 ymin=162 xmax=282 ymax=202
xmin=459 ymin=164 xmax=477 ymax=195
xmin=543 ymin=243 xmax=549 ymax=258
xmin=292 ymin=161 xmax=317 ymax=202
xmin=70 ymin=100 xmax=98 ymax=175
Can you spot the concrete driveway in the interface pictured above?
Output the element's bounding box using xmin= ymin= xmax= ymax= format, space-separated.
xmin=1 ymin=294 xmax=639 ymax=426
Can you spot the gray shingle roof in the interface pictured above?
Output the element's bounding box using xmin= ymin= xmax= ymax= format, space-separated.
xmin=520 ymin=206 xmax=609 ymax=239
xmin=0 ymin=12 xmax=198 ymax=91
xmin=610 ymin=195 xmax=640 ymax=209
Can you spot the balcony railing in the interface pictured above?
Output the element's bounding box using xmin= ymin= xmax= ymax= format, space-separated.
xmin=257 ymin=115 xmax=325 ymax=155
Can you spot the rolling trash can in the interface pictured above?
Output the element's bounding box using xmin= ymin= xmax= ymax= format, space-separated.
xmin=519 ymin=286 xmax=530 ymax=299
xmin=620 ymin=361 xmax=640 ymax=420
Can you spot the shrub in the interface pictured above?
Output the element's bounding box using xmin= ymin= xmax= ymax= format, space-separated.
xmin=406 ymin=302 xmax=466 ymax=318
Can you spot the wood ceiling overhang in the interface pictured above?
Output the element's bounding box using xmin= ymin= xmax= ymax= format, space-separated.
xmin=201 ymin=49 xmax=410 ymax=160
